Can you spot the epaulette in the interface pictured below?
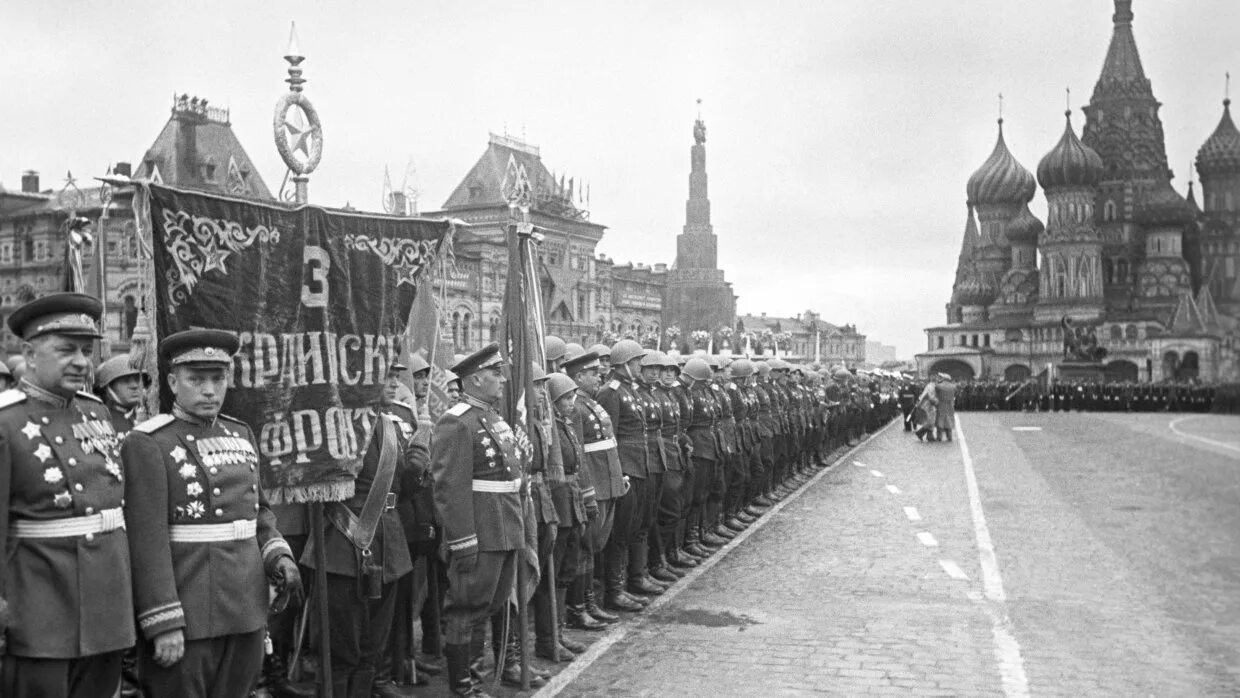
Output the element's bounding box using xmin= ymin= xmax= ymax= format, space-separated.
xmin=133 ymin=414 xmax=175 ymax=434
xmin=445 ymin=402 xmax=471 ymax=417
xmin=218 ymin=413 xmax=251 ymax=428
xmin=607 ymin=380 xmax=620 ymax=390
xmin=0 ymin=388 xmax=28 ymax=411
xmin=75 ymin=390 xmax=104 ymax=403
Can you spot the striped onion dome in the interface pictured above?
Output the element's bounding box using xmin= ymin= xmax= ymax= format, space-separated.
xmin=967 ymin=119 xmax=1037 ymax=206
xmin=1037 ymin=111 xmax=1104 ymax=189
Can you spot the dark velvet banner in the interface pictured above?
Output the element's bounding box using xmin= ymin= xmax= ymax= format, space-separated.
xmin=145 ymin=183 xmax=454 ymax=503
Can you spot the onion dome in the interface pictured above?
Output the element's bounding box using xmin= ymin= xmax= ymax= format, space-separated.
xmin=1135 ymin=179 xmax=1191 ymax=226
xmin=1196 ymin=99 xmax=1240 ymax=177
xmin=967 ymin=120 xmax=1037 ymax=206
xmin=1006 ymin=204 xmax=1044 ymax=245
xmin=952 ymin=266 xmax=997 ymax=307
xmin=1037 ymin=111 xmax=1104 ymax=189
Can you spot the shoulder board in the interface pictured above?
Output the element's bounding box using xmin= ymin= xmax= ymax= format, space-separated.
xmin=218 ymin=413 xmax=251 ymax=428
xmin=607 ymin=380 xmax=620 ymax=390
xmin=727 ymin=382 xmax=737 ymax=389
xmin=446 ymin=402 xmax=471 ymax=417
xmin=392 ymin=400 xmax=415 ymax=411
xmin=75 ymin=390 xmax=104 ymax=403
xmin=133 ymin=414 xmax=175 ymax=434
xmin=0 ymin=388 xmax=28 ymax=410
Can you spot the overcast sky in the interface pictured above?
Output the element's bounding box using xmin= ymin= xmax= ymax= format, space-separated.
xmin=2 ymin=1 xmax=1236 ymax=358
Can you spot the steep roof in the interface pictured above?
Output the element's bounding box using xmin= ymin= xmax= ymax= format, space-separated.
xmin=1195 ymin=283 xmax=1221 ymax=330
xmin=1165 ymin=290 xmax=1209 ymax=336
xmin=441 ymin=133 xmax=588 ymax=221
xmin=132 ymin=96 xmax=273 ymax=200
xmin=1091 ymin=0 xmax=1152 ymax=102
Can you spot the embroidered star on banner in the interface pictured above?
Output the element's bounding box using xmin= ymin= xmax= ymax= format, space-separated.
xmin=171 ymin=446 xmax=187 ymax=462
xmin=203 ymin=247 xmax=230 ymax=274
xmin=34 ymin=443 xmax=52 ymax=463
xmin=22 ymin=421 xmax=42 ymax=440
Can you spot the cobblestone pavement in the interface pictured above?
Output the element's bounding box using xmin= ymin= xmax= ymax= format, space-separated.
xmin=530 ymin=412 xmax=1240 ymax=697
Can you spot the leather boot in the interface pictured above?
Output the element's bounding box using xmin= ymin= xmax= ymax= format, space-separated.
xmin=743 ymin=504 xmax=766 ymax=518
xmin=754 ymin=494 xmax=774 ymax=508
xmin=627 ymin=574 xmax=665 ymax=596
xmin=667 ymin=546 xmax=698 ymax=570
xmin=260 ymin=647 xmax=317 ymax=698
xmin=445 ymin=644 xmax=476 ymax=697
xmin=567 ymin=576 xmax=608 ymax=630
xmin=494 ymin=616 xmax=547 ymax=688
xmin=583 ymin=578 xmax=620 ymax=623
xmin=532 ymin=580 xmax=556 ymax=662
xmin=725 ymin=516 xmax=748 ymax=532
xmin=604 ymin=569 xmax=644 ymax=612
xmin=556 ymin=587 xmax=588 ymax=655
xmin=711 ymin=523 xmax=737 ymax=540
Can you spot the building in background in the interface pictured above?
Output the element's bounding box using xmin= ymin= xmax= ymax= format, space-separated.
xmin=866 ymin=341 xmax=898 ymax=365
xmin=734 ymin=311 xmax=866 ymax=367
xmin=918 ymin=0 xmax=1238 ymax=383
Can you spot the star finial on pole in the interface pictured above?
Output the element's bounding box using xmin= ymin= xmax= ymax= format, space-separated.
xmin=997 ymin=93 xmax=1003 ymax=124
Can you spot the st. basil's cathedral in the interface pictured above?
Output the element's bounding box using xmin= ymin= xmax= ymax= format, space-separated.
xmin=918 ymin=0 xmax=1240 ymax=384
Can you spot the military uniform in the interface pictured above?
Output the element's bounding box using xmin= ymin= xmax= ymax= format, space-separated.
xmin=430 ymin=344 xmax=530 ymax=696
xmin=122 ymin=330 xmax=297 ymax=698
xmin=597 ymin=366 xmax=654 ymax=603
xmin=1 ymin=293 xmax=135 ymax=698
xmin=569 ymin=369 xmax=625 ymax=620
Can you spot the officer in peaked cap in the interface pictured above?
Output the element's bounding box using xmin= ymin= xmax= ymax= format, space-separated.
xmin=430 ymin=343 xmax=532 ymax=696
xmin=562 ymin=342 xmax=586 ymax=365
xmin=587 ymin=344 xmax=611 ymax=376
xmin=122 ymin=329 xmax=302 ymax=697
xmin=0 ymin=293 xmax=136 ymax=698
xmin=94 ymin=355 xmax=148 ymax=437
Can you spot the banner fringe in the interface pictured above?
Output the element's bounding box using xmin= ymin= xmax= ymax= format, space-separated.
xmin=267 ymin=480 xmax=356 ymax=506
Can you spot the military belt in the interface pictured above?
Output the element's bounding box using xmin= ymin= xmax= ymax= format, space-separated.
xmin=583 ymin=437 xmax=617 ymax=453
xmin=472 ymin=478 xmax=522 ymax=493
xmin=12 ymin=507 xmax=125 ymax=538
xmin=169 ymin=519 xmax=257 ymax=542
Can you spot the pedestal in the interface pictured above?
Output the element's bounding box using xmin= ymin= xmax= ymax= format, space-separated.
xmin=1057 ymin=360 xmax=1104 ymax=383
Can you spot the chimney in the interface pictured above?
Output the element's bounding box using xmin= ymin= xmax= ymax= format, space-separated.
xmin=113 ymin=162 xmax=132 ymax=177
xmin=21 ymin=170 xmax=39 ymax=193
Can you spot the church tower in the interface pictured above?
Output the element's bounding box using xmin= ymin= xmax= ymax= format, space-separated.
xmin=1034 ymin=111 xmax=1107 ymax=323
xmin=664 ymin=108 xmax=737 ymax=351
xmin=965 ymin=118 xmax=1037 ymax=314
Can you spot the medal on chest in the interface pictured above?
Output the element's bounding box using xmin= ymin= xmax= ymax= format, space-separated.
xmin=72 ymin=419 xmax=123 ymax=481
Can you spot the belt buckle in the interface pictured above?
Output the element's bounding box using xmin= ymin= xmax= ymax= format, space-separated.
xmin=385 ymin=492 xmax=397 ymax=511
xmin=99 ymin=508 xmax=125 ymax=532
xmin=231 ymin=519 xmax=248 ymax=539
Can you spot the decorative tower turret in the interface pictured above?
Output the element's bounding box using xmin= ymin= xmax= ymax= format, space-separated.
xmin=990 ymin=203 xmax=1044 ymax=322
xmin=1194 ymin=83 xmax=1240 ymax=312
xmin=966 ymin=117 xmax=1037 ymax=302
xmin=947 ymin=206 xmax=988 ymax=324
xmin=664 ymin=102 xmax=737 ymax=351
xmin=1035 ymin=111 xmax=1107 ymax=323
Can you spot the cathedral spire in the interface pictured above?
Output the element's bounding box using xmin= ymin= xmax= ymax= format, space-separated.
xmin=1092 ymin=0 xmax=1151 ymax=102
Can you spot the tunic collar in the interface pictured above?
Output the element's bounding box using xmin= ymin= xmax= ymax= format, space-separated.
xmin=20 ymin=379 xmax=74 ymax=409
xmin=173 ymin=404 xmax=218 ymax=428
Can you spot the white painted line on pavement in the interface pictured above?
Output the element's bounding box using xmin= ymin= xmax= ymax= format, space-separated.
xmin=870 ymin=469 xmax=884 ymax=477
xmin=940 ymin=560 xmax=969 ymax=580
xmin=886 ymin=484 xmax=901 ymax=495
xmin=533 ymin=420 xmax=899 ymax=697
xmin=955 ymin=415 xmax=1030 ymax=698
xmin=1011 ymin=426 xmax=1042 ymax=432
xmin=903 ymin=506 xmax=921 ymax=521
xmin=1169 ymin=415 xmax=1240 ymax=456
xmin=917 ymin=531 xmax=938 ymax=547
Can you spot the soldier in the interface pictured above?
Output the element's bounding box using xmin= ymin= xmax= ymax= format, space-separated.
xmin=635 ymin=352 xmax=675 ymax=587
xmin=729 ymin=359 xmax=768 ymax=518
xmin=650 ymin=352 xmax=695 ymax=577
xmin=0 ymin=293 xmax=135 ymax=698
xmin=707 ymin=357 xmax=741 ymax=540
xmin=562 ymin=349 xmax=629 ymax=620
xmin=721 ymin=360 xmax=756 ymax=529
xmin=122 ymin=329 xmax=302 ymax=697
xmin=679 ymin=357 xmax=726 ymax=556
xmin=587 ymin=344 xmax=612 ymax=380
xmin=598 ymin=340 xmax=661 ymax=609
xmin=750 ymin=363 xmax=779 ymax=506
xmin=430 ymin=344 xmax=530 ymax=697
xmin=93 ymin=355 xmax=148 ymax=437
xmin=0 ymin=360 xmax=12 ymax=391
xmin=546 ymin=374 xmax=596 ymax=639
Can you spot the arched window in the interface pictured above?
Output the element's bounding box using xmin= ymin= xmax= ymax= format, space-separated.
xmin=1116 ymin=259 xmax=1129 ymax=283
xmin=451 ymin=311 xmax=461 ymax=348
xmin=1109 ymin=325 xmax=1122 ymax=342
xmin=1103 ymin=258 xmax=1114 ymax=285
xmin=489 ymin=315 xmax=499 ymax=341
xmin=1124 ymin=324 xmax=1137 ymax=341
xmin=461 ymin=312 xmax=472 ymax=350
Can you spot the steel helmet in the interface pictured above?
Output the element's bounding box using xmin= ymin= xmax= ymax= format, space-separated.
xmin=641 ymin=350 xmax=666 ymax=367
xmin=563 ymin=342 xmax=586 ymax=362
xmin=730 ymin=358 xmax=755 ymax=378
xmin=544 ymin=336 xmax=567 ymax=363
xmin=94 ymin=355 xmax=142 ymax=389
xmin=588 ymin=343 xmax=611 ymax=360
xmin=547 ymin=373 xmax=578 ymax=402
xmin=660 ymin=352 xmax=680 ymax=369
xmin=756 ymin=361 xmax=772 ymax=376
xmin=682 ymin=357 xmax=712 ymax=382
xmin=406 ymin=353 xmax=431 ymax=374
xmin=610 ymin=339 xmax=646 ymax=366
xmin=532 ymin=363 xmax=550 ymax=382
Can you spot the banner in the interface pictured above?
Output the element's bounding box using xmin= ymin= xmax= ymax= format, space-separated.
xmin=144 ymin=183 xmax=455 ymax=503
xmin=401 ymin=274 xmax=456 ymax=422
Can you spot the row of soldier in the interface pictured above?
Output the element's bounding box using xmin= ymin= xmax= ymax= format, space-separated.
xmin=949 ymin=380 xmax=1217 ymax=413
xmin=0 ymin=290 xmax=899 ymax=698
